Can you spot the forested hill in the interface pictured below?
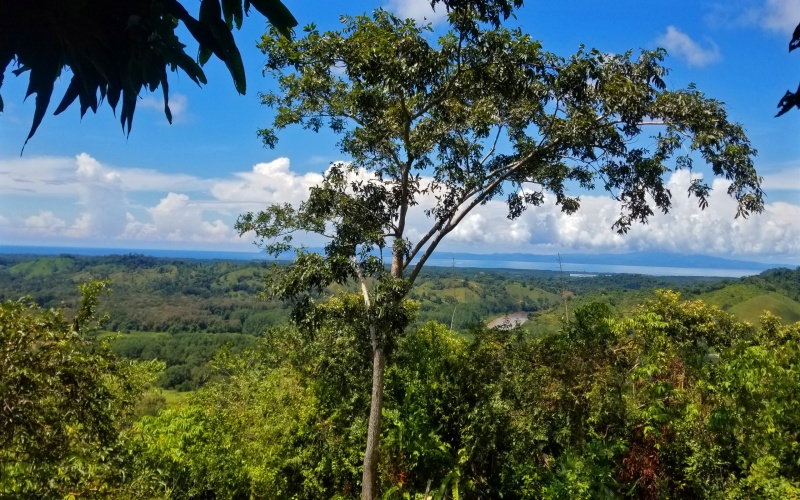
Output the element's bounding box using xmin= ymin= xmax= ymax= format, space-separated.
xmin=0 ymin=253 xmax=798 ymax=332
xmin=0 ymin=253 xmax=276 ymax=334
xmin=3 ymin=257 xmax=800 ymax=497
xmin=1 ymin=253 xmax=798 ymax=404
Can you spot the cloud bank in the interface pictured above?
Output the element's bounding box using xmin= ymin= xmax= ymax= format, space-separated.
xmin=0 ymin=153 xmax=797 ymax=263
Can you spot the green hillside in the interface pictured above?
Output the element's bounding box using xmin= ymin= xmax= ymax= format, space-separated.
xmin=695 ymin=269 xmax=800 ymax=325
xmin=9 ymin=256 xmax=76 ymax=277
xmin=2 ymin=254 xmax=797 ymax=393
xmin=728 ymin=292 xmax=800 ymax=324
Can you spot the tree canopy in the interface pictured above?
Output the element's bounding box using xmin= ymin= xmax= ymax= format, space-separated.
xmin=0 ymin=0 xmax=297 ymax=148
xmin=0 ymin=0 xmax=525 ymax=150
xmin=238 ymin=10 xmax=764 ymax=497
xmin=0 ymin=281 xmax=162 ymax=496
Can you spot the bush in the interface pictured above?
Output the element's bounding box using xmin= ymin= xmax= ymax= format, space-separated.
xmin=0 ymin=282 xmax=162 ymax=497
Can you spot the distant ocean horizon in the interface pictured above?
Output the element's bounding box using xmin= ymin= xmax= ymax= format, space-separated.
xmin=0 ymin=245 xmax=789 ymax=278
xmin=424 ymin=258 xmax=758 ymax=278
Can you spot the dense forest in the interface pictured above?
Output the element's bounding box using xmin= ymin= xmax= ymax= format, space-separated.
xmin=2 ymin=256 xmax=799 ymax=497
xmin=2 ymin=253 xmax=799 ymax=395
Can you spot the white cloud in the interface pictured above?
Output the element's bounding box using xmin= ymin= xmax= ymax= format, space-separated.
xmin=448 ymin=211 xmax=535 ymax=246
xmin=115 ymin=168 xmax=212 ymax=193
xmin=24 ymin=211 xmax=67 ymax=235
xmin=210 ymin=157 xmax=324 ymax=210
xmin=0 ymin=153 xmax=222 ymax=244
xmin=2 ymin=153 xmax=798 ymax=263
xmin=707 ymin=0 xmax=800 ymax=34
xmin=759 ymin=0 xmax=800 ymax=33
xmin=437 ymin=170 xmax=800 ymax=261
xmin=74 ymin=153 xmax=128 ymax=238
xmin=0 ymin=154 xmax=212 ymax=198
xmin=657 ymin=26 xmax=721 ymax=67
xmin=122 ymin=192 xmax=238 ymax=243
xmin=0 ymin=156 xmax=79 ymax=197
xmin=385 ymin=0 xmax=447 ymax=25
xmin=139 ymin=93 xmax=190 ymax=123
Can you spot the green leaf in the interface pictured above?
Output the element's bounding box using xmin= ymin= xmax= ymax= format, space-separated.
xmin=776 ymin=85 xmax=800 ymax=117
xmin=209 ymin=17 xmax=247 ymax=94
xmin=106 ymin=85 xmax=122 ymax=114
xmin=248 ymin=0 xmax=298 ymax=38
xmin=0 ymin=49 xmax=13 ymax=113
xmin=120 ymin=87 xmax=137 ymax=136
xmin=198 ymin=47 xmax=214 ymax=66
xmin=221 ymin=0 xmax=244 ymax=29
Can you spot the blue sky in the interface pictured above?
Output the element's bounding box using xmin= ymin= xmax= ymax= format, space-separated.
xmin=1 ymin=0 xmax=798 ymax=264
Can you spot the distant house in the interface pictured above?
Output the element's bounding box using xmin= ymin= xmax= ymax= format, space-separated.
xmin=487 ymin=312 xmax=528 ymax=329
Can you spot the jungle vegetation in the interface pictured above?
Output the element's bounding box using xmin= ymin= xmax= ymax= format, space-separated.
xmin=1 ymin=264 xmax=799 ymax=497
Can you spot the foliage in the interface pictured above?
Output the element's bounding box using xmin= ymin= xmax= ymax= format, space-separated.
xmin=243 ymin=10 xmax=762 ymax=494
xmin=9 ymin=255 xmax=797 ymax=336
xmin=3 ymin=255 xmax=799 ymax=370
xmin=135 ymin=294 xmax=376 ymax=498
xmin=743 ymin=267 xmax=800 ymax=302
xmin=381 ymin=293 xmax=800 ymax=498
xmin=776 ymin=21 xmax=800 ymax=116
xmin=111 ymin=331 xmax=259 ymax=390
xmin=125 ymin=291 xmax=800 ymax=498
xmin=0 ymin=0 xmax=297 ymax=147
xmin=136 ymin=363 xmax=319 ymax=498
xmin=0 ymin=281 xmax=162 ymax=497
xmin=0 ymin=254 xmax=282 ymax=334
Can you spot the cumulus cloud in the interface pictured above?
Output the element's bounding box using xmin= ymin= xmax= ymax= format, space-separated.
xmin=0 ymin=153 xmax=225 ymax=244
xmin=24 ymin=211 xmax=68 ymax=235
xmin=74 ymin=153 xmax=128 ymax=238
xmin=210 ymin=157 xmax=324 ymax=210
xmin=385 ymin=0 xmax=447 ymax=25
xmin=448 ymin=210 xmax=535 ymax=246
xmin=762 ymin=169 xmax=800 ymax=191
xmin=759 ymin=0 xmax=800 ymax=33
xmin=0 ymin=155 xmax=80 ymax=197
xmin=123 ymin=193 xmax=237 ymax=243
xmin=2 ymin=152 xmax=798 ymax=263
xmin=657 ymin=26 xmax=721 ymax=67
xmin=438 ymin=170 xmax=800 ymax=261
xmin=0 ymin=154 xmax=211 ymax=197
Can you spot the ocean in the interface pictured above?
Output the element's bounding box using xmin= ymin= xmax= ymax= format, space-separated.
xmin=0 ymin=245 xmax=773 ymax=278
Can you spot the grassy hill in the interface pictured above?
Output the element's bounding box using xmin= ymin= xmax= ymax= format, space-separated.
xmin=694 ymin=270 xmax=800 ymax=325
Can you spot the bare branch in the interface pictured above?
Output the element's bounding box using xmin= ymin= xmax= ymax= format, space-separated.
xmin=478 ymin=125 xmax=504 ymax=167
xmin=352 ymin=256 xmax=372 ymax=309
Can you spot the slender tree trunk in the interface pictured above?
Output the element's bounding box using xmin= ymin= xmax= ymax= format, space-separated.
xmin=361 ymin=328 xmax=385 ymax=500
xmin=361 ymin=249 xmax=404 ymax=499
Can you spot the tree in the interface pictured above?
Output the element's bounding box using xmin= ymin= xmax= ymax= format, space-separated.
xmin=776 ymin=21 xmax=800 ymax=116
xmin=0 ymin=0 xmax=523 ymax=150
xmin=0 ymin=0 xmax=297 ymax=148
xmin=237 ymin=10 xmax=763 ymax=498
xmin=0 ymin=281 xmax=162 ymax=496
